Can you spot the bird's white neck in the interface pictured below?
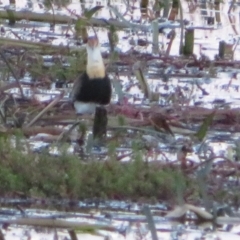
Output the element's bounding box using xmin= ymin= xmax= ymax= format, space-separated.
xmin=86 ymin=45 xmax=105 ymax=79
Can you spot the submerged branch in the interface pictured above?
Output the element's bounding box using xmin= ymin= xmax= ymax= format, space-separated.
xmin=0 ymin=36 xmax=84 ymax=54
xmin=1 ymin=217 xmax=117 ymax=231
xmin=0 ymin=50 xmax=24 ymax=99
xmin=0 ymin=8 xmax=180 ymax=31
xmin=25 ymin=92 xmax=64 ymax=128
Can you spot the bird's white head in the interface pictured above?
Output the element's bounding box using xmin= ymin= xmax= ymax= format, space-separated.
xmin=86 ymin=36 xmax=105 ymax=79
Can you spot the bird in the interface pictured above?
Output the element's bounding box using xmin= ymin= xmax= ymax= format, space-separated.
xmin=70 ymin=36 xmax=112 ymax=114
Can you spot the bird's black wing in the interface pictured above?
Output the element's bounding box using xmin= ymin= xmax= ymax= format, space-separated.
xmin=70 ymin=74 xmax=83 ymax=102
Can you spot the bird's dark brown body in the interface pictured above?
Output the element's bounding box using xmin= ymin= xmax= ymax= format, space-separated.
xmin=74 ymin=72 xmax=111 ymax=105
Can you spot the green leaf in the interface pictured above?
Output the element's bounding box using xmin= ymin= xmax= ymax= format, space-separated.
xmin=6 ymin=9 xmax=16 ymax=25
xmin=108 ymin=25 xmax=118 ymax=51
xmin=134 ymin=66 xmax=151 ymax=100
xmin=195 ymin=110 xmax=215 ymax=142
xmin=75 ymin=18 xmax=87 ymax=31
xmin=117 ymin=115 xmax=125 ymax=126
xmin=84 ymin=6 xmax=103 ymax=19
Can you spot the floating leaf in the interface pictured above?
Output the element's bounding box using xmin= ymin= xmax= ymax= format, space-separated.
xmin=84 ymin=6 xmax=103 ymax=19
xmin=195 ymin=110 xmax=216 ymax=142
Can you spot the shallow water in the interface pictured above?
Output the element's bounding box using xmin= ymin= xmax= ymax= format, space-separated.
xmin=0 ymin=0 xmax=240 ymax=239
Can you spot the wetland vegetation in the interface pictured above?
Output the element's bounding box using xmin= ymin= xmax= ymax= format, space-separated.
xmin=0 ymin=0 xmax=240 ymax=239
